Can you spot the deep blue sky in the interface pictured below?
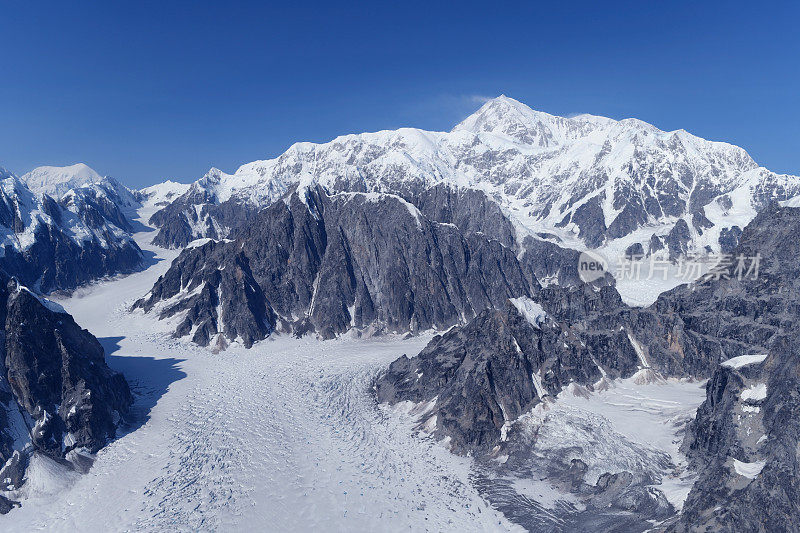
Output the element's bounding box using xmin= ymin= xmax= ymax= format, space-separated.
xmin=2 ymin=1 xmax=798 ymax=188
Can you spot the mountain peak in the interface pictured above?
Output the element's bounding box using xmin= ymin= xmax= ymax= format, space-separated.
xmin=452 ymin=95 xmax=603 ymax=147
xmin=21 ymin=163 xmax=106 ymax=197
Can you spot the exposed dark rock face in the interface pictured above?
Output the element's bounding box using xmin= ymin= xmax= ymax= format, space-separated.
xmin=376 ymin=203 xmax=800 ymax=529
xmin=374 ymin=279 xmax=712 ymax=454
xmin=136 ymin=186 xmax=536 ymax=345
xmin=691 ymin=208 xmax=713 ymax=235
xmin=407 ymin=184 xmax=518 ymax=248
xmin=375 ymin=294 xmax=645 ymax=453
xmin=386 ymin=203 xmax=800 ymax=452
xmin=717 ymin=225 xmax=742 ymax=254
xmin=0 ymin=223 xmax=143 ymax=295
xmin=148 ymin=182 xmax=260 ymax=248
xmin=377 ymin=202 xmax=800 ymax=532
xmin=647 ymin=204 xmax=800 ymax=530
xmin=374 ymin=285 xmax=700 ymax=528
xmin=148 ymin=178 xmax=519 ymax=252
xmin=135 ymin=240 xmax=275 ymax=348
xmin=607 ymin=200 xmax=649 ymax=240
xmin=668 ymin=333 xmax=800 ymax=532
xmin=570 ymin=196 xmax=607 ymax=248
xmin=519 ymin=235 xmax=616 ymax=288
xmin=625 ymin=242 xmax=645 ymax=259
xmin=655 ymin=203 xmax=800 ymax=356
xmin=665 ymin=218 xmax=691 ymax=260
xmin=0 ymin=277 xmax=132 ymax=513
xmin=649 ymin=233 xmax=664 ymax=255
xmin=6 ymin=283 xmax=132 ymax=456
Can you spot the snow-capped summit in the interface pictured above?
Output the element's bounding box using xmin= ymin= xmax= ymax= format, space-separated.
xmin=452 ymin=94 xmax=613 ymax=146
xmin=21 ymin=163 xmax=106 ymax=197
xmin=137 ymin=180 xmax=191 ymax=207
xmin=0 ymin=164 xmax=143 ymax=292
xmin=147 ymin=95 xmax=800 ymax=263
xmin=22 ymin=163 xmax=141 ymax=226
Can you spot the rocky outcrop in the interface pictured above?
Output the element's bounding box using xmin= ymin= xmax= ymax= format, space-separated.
xmin=375 ymin=202 xmax=800 ymax=529
xmin=624 ymin=242 xmax=645 ymax=259
xmin=149 ymin=187 xmax=259 ymax=249
xmin=5 ymin=281 xmax=133 ymax=455
xmin=649 ymin=233 xmax=665 ymax=255
xmin=655 ymin=203 xmax=800 ymax=356
xmin=651 ymin=203 xmax=800 ymax=530
xmin=0 ymin=222 xmax=143 ymax=295
xmin=569 ymin=195 xmax=607 ymax=248
xmin=135 ymin=186 xmax=537 ymax=345
xmin=407 ymin=184 xmax=518 ymax=248
xmin=717 ymin=225 xmax=742 ymax=253
xmin=519 ymin=234 xmax=616 ymax=288
xmin=665 ymin=219 xmax=692 ymax=260
xmin=379 ymin=203 xmax=800 ymax=452
xmin=691 ymin=208 xmax=713 ymax=235
xmin=375 ymin=294 xmax=642 ymax=452
xmin=669 ymin=333 xmax=800 ymax=532
xmin=374 ymin=280 xmax=710 ymax=454
xmin=0 ymin=276 xmax=132 ymax=513
xmin=136 ymin=239 xmax=275 ymax=348
xmin=374 ymin=287 xmax=695 ymax=528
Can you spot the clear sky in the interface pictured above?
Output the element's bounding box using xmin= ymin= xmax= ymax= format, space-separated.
xmin=2 ymin=1 xmax=798 ymax=187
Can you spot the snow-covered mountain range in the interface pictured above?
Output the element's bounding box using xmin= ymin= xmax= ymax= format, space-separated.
xmin=0 ymin=165 xmax=143 ymax=293
xmin=3 ymin=96 xmax=800 ymax=530
xmin=147 ymin=96 xmax=800 ymax=263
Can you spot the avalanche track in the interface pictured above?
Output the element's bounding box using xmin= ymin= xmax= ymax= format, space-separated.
xmin=3 ymin=208 xmax=514 ymax=532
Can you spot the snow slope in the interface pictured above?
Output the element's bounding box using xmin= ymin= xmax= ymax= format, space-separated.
xmin=138 ymin=180 xmax=190 ymax=207
xmin=21 ymin=163 xmax=105 ymax=198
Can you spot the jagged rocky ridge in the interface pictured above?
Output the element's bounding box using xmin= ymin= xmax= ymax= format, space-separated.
xmin=0 ymin=276 xmax=132 ymax=513
xmin=658 ymin=203 xmax=800 ymax=531
xmin=0 ymin=165 xmax=144 ymax=293
xmin=375 ymin=285 xmax=711 ymax=453
xmin=377 ymin=203 xmax=800 ymax=450
xmin=376 ymin=203 xmax=800 ymax=530
xmin=147 ymin=176 xmax=258 ymax=248
xmin=147 ymin=96 xmax=800 ymax=263
xmin=134 ymin=185 xmax=588 ymax=347
xmin=374 ymin=287 xmax=699 ymax=526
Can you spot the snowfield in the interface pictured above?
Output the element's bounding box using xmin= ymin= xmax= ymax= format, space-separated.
xmin=3 ymin=206 xmax=707 ymax=531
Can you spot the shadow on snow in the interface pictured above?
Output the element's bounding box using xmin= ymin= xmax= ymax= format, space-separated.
xmin=100 ymin=336 xmax=187 ymax=434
